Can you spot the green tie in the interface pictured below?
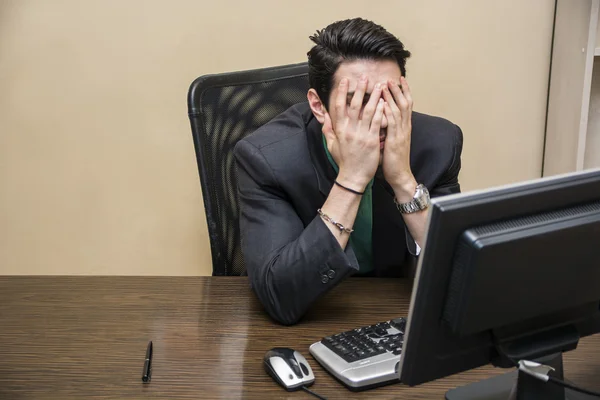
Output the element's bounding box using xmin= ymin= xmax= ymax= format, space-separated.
xmin=322 ymin=135 xmax=374 ymax=273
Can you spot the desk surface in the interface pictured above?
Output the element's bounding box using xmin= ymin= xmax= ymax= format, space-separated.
xmin=0 ymin=276 xmax=598 ymax=399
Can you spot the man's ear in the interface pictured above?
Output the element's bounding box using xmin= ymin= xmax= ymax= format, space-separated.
xmin=307 ymin=89 xmax=327 ymax=124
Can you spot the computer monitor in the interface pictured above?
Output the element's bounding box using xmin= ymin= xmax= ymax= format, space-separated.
xmin=398 ymin=168 xmax=600 ymax=400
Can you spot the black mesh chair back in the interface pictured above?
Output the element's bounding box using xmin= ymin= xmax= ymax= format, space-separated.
xmin=187 ymin=62 xmax=309 ymax=276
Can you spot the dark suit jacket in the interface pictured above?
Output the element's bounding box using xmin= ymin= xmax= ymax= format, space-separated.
xmin=234 ymin=102 xmax=463 ymax=325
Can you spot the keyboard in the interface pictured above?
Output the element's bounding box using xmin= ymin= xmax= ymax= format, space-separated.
xmin=309 ymin=317 xmax=406 ymax=391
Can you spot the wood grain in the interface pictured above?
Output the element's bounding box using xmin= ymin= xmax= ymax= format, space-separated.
xmin=0 ymin=276 xmax=598 ymax=399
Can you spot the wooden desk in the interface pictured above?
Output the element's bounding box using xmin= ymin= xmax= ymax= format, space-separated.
xmin=0 ymin=277 xmax=598 ymax=399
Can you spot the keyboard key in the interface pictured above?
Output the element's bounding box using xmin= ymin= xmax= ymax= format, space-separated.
xmin=389 ymin=334 xmax=403 ymax=342
xmin=356 ymin=350 xmax=366 ymax=357
xmin=390 ymin=317 xmax=406 ymax=332
xmin=393 ymin=348 xmax=402 ymax=355
xmin=388 ymin=344 xmax=400 ymax=351
xmin=377 ymin=322 xmax=391 ymax=330
xmin=375 ymin=328 xmax=388 ymax=337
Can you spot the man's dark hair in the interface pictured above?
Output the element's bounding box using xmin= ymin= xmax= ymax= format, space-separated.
xmin=307 ymin=18 xmax=411 ymax=107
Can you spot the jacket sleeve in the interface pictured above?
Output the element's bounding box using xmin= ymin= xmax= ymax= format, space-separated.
xmin=429 ymin=123 xmax=464 ymax=198
xmin=234 ymin=139 xmax=360 ymax=325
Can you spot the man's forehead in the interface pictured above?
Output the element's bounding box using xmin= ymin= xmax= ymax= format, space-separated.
xmin=332 ymin=59 xmax=402 ymax=89
xmin=333 ymin=75 xmax=401 ymax=89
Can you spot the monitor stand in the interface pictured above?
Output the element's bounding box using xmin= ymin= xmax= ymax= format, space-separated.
xmin=445 ymin=353 xmax=595 ymax=400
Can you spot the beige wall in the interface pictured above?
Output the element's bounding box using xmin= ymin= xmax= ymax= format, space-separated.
xmin=590 ymin=16 xmax=600 ymax=169
xmin=0 ymin=0 xmax=555 ymax=276
xmin=597 ymin=14 xmax=600 ymax=45
xmin=543 ymin=0 xmax=599 ymax=175
xmin=544 ymin=0 xmax=598 ymax=175
xmin=586 ymin=58 xmax=600 ymax=169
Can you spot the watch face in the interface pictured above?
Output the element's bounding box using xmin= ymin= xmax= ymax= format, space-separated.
xmin=414 ymin=184 xmax=431 ymax=210
xmin=415 ymin=184 xmax=429 ymax=196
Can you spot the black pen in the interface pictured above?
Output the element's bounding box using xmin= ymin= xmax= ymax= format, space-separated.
xmin=142 ymin=341 xmax=153 ymax=383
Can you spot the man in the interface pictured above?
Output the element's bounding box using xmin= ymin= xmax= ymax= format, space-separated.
xmin=234 ymin=18 xmax=463 ymax=325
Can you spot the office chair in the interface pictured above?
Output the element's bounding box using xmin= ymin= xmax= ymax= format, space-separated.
xmin=187 ymin=62 xmax=310 ymax=276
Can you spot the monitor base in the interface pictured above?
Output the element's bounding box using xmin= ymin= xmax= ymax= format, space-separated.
xmin=445 ymin=354 xmax=595 ymax=400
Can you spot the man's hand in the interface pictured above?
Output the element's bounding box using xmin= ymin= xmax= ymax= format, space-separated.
xmin=382 ymin=77 xmax=417 ymax=202
xmin=322 ymin=75 xmax=384 ymax=192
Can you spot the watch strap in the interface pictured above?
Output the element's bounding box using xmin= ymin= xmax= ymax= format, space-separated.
xmin=394 ymin=184 xmax=430 ymax=214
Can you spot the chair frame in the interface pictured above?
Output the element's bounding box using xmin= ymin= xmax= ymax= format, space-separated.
xmin=187 ymin=62 xmax=309 ymax=275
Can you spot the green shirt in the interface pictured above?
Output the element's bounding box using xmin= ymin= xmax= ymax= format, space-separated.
xmin=322 ymin=135 xmax=374 ymax=273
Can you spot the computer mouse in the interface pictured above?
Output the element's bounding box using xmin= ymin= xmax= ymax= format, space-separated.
xmin=263 ymin=347 xmax=315 ymax=391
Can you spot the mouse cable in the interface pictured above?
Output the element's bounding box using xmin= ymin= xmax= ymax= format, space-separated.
xmin=301 ymin=386 xmax=327 ymax=400
xmin=547 ymin=377 xmax=600 ymax=398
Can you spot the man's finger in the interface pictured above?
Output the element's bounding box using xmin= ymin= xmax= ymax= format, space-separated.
xmin=334 ymin=78 xmax=349 ymax=125
xmin=369 ymin=98 xmax=385 ymax=134
xmin=389 ymin=80 xmax=410 ymax=123
xmin=383 ymin=101 xmax=396 ymax=132
xmin=322 ymin=112 xmax=335 ymax=137
xmin=382 ymin=84 xmax=402 ymax=123
xmin=361 ymin=82 xmax=382 ymax=124
xmin=348 ymin=75 xmax=368 ymax=119
xmin=400 ymin=76 xmax=413 ymax=110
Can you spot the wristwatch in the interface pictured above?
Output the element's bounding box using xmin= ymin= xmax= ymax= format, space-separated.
xmin=394 ymin=184 xmax=431 ymax=214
